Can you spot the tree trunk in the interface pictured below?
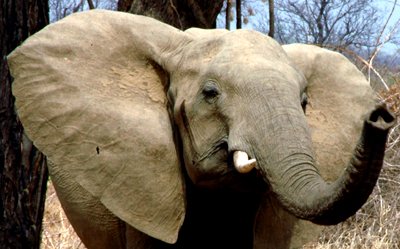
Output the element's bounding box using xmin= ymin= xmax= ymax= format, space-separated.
xmin=268 ymin=0 xmax=275 ymax=38
xmin=121 ymin=0 xmax=224 ymax=30
xmin=117 ymin=0 xmax=133 ymax=11
xmin=87 ymin=0 xmax=95 ymax=9
xmin=0 ymin=1 xmax=49 ymax=248
xmin=226 ymin=0 xmax=232 ymax=30
xmin=236 ymin=0 xmax=242 ymax=29
xmin=316 ymin=0 xmax=328 ymax=45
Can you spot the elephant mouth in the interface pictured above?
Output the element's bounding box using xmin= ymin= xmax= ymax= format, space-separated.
xmin=190 ymin=139 xmax=263 ymax=191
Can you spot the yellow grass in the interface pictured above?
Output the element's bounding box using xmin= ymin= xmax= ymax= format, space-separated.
xmin=41 ymin=183 xmax=86 ymax=249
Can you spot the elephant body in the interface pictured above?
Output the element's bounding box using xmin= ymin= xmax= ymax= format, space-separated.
xmin=8 ymin=10 xmax=394 ymax=249
xmin=52 ymin=161 xmax=304 ymax=248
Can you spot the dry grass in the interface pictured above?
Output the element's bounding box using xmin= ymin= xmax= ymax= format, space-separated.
xmin=41 ymin=182 xmax=86 ymax=249
xmin=307 ymin=82 xmax=400 ymax=249
xmin=40 ymin=83 xmax=400 ymax=249
xmin=306 ymin=165 xmax=400 ymax=249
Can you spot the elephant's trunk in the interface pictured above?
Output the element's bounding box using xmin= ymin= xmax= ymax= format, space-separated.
xmin=253 ymin=105 xmax=394 ymax=225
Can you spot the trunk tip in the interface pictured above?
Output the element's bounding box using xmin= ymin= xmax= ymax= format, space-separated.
xmin=368 ymin=105 xmax=396 ymax=130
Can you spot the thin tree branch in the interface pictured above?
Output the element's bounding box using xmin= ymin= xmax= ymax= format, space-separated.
xmin=72 ymin=0 xmax=84 ymax=12
xmin=367 ymin=0 xmax=399 ymax=90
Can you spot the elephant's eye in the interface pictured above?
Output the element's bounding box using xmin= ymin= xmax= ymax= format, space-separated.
xmin=202 ymin=81 xmax=220 ymax=104
xmin=301 ymin=92 xmax=308 ymax=113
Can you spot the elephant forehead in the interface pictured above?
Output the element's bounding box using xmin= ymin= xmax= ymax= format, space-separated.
xmin=181 ymin=29 xmax=289 ymax=66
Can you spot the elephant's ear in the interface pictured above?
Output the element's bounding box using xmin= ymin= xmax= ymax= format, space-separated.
xmin=8 ymin=10 xmax=189 ymax=244
xmin=283 ymin=44 xmax=376 ymax=180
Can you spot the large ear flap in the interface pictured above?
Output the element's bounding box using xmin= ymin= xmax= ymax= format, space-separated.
xmin=282 ymin=44 xmax=376 ymax=180
xmin=8 ymin=10 xmax=189 ymax=244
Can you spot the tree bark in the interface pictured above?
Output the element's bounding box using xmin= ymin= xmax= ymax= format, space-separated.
xmin=236 ymin=0 xmax=242 ymax=29
xmin=87 ymin=0 xmax=95 ymax=10
xmin=225 ymin=0 xmax=232 ymax=30
xmin=120 ymin=0 xmax=224 ymax=29
xmin=0 ymin=0 xmax=49 ymax=248
xmin=268 ymin=0 xmax=275 ymax=38
xmin=117 ymin=0 xmax=133 ymax=11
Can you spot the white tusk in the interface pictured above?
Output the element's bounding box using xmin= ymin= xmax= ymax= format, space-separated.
xmin=233 ymin=151 xmax=257 ymax=173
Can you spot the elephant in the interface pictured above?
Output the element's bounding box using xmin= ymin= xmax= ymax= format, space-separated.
xmin=8 ymin=10 xmax=395 ymax=249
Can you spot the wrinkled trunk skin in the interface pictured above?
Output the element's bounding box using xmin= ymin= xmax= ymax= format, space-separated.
xmin=254 ymin=104 xmax=394 ymax=224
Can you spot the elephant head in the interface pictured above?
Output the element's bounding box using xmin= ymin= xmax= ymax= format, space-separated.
xmin=8 ymin=10 xmax=395 ymax=248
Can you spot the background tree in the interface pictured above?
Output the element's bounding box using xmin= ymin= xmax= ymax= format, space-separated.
xmin=219 ymin=0 xmax=272 ymax=32
xmin=0 ymin=1 xmax=49 ymax=248
xmin=236 ymin=0 xmax=242 ymax=28
xmin=274 ymin=0 xmax=383 ymax=52
xmin=268 ymin=0 xmax=274 ymax=37
xmin=226 ymin=0 xmax=232 ymax=29
xmin=50 ymin=0 xmax=117 ymax=22
xmin=120 ymin=0 xmax=225 ymax=29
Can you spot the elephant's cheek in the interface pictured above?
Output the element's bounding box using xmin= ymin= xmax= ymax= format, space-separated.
xmin=185 ymin=150 xmax=230 ymax=188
